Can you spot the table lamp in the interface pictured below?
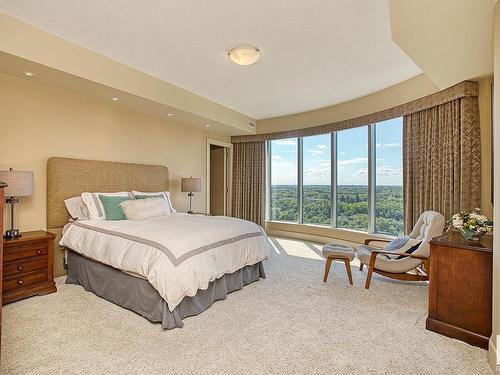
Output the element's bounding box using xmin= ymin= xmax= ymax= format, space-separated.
xmin=181 ymin=177 xmax=201 ymax=214
xmin=0 ymin=168 xmax=34 ymax=239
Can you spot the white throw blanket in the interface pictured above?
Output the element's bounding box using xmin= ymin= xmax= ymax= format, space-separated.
xmin=60 ymin=214 xmax=271 ymax=311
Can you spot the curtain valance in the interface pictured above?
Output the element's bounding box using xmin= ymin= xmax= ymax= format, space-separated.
xmin=231 ymin=81 xmax=479 ymax=143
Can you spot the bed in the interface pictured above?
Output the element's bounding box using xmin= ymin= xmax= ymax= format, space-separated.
xmin=47 ymin=157 xmax=271 ymax=328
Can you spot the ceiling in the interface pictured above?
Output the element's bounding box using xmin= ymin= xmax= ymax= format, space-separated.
xmin=0 ymin=0 xmax=422 ymax=119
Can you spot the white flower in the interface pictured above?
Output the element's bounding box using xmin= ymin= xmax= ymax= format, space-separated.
xmin=452 ymin=218 xmax=464 ymax=228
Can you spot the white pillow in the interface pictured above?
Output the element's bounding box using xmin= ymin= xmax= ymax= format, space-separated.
xmin=64 ymin=196 xmax=90 ymax=221
xmin=120 ymin=198 xmax=171 ymax=220
xmin=81 ymin=192 xmax=132 ymax=220
xmin=132 ymin=191 xmax=176 ymax=213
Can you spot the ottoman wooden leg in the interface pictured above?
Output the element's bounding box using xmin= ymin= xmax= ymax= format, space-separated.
xmin=343 ymin=258 xmax=353 ymax=285
xmin=323 ymin=257 xmax=333 ymax=282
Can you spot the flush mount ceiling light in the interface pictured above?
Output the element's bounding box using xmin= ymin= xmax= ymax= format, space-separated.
xmin=167 ymin=113 xmax=173 ymax=117
xmin=22 ymin=71 xmax=36 ymax=77
xmin=227 ymin=45 xmax=261 ymax=66
xmin=205 ymin=124 xmax=211 ymax=128
xmin=112 ymin=97 xmax=119 ymax=101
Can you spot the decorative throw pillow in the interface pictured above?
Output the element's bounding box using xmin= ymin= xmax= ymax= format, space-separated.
xmin=395 ymin=241 xmax=422 ymax=260
xmin=132 ymin=191 xmax=176 ymax=213
xmin=98 ymin=195 xmax=132 ymax=220
xmin=120 ymin=198 xmax=171 ymax=220
xmin=384 ymin=236 xmax=411 ymax=252
xmin=81 ymin=192 xmax=131 ymax=220
xmin=64 ymin=196 xmax=90 ymax=221
xmin=383 ymin=237 xmax=421 ymax=259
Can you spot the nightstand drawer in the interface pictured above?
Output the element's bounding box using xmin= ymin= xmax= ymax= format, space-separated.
xmin=3 ymin=271 xmax=48 ymax=292
xmin=3 ymin=257 xmax=48 ymax=279
xmin=3 ymin=242 xmax=48 ymax=262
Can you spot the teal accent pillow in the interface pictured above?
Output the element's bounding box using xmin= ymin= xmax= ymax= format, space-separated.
xmin=98 ymin=195 xmax=131 ymax=220
xmin=135 ymin=194 xmax=164 ymax=200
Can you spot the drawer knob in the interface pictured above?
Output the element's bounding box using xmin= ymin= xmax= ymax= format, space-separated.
xmin=37 ymin=250 xmax=41 ymax=255
xmin=17 ymin=265 xmax=24 ymax=271
xmin=18 ymin=280 xmax=24 ymax=285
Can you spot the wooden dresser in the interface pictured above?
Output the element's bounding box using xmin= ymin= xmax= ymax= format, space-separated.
xmin=426 ymin=231 xmax=492 ymax=349
xmin=2 ymin=231 xmax=57 ymax=304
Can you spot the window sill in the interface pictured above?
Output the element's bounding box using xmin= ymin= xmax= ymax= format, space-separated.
xmin=265 ymin=220 xmax=396 ymax=244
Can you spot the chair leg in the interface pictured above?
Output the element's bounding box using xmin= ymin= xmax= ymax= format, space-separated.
xmin=343 ymin=258 xmax=353 ymax=285
xmin=323 ymin=257 xmax=333 ymax=282
xmin=365 ymin=252 xmax=377 ymax=289
xmin=359 ymin=263 xmax=364 ymax=271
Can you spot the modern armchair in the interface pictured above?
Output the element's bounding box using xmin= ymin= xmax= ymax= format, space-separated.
xmin=357 ymin=211 xmax=445 ymax=289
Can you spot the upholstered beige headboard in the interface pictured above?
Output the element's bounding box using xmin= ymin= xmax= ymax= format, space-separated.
xmin=47 ymin=157 xmax=169 ymax=276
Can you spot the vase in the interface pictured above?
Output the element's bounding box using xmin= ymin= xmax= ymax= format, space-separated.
xmin=459 ymin=228 xmax=484 ymax=241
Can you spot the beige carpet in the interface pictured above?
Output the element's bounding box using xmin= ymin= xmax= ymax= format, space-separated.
xmin=1 ymin=237 xmax=492 ymax=375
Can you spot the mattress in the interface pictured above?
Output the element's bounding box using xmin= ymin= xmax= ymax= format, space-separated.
xmin=60 ymin=213 xmax=272 ymax=311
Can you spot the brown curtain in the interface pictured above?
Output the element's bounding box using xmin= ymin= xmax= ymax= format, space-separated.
xmin=403 ymin=97 xmax=481 ymax=233
xmin=232 ymin=141 xmax=266 ymax=227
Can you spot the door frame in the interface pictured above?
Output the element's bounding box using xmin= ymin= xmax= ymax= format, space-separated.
xmin=206 ymin=138 xmax=233 ymax=215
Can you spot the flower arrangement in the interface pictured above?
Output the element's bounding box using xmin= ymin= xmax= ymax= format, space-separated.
xmin=449 ymin=208 xmax=493 ymax=241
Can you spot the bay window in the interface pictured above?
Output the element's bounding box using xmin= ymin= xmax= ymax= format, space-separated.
xmin=267 ymin=117 xmax=404 ymax=236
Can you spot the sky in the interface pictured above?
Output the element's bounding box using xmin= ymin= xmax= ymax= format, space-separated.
xmin=270 ymin=117 xmax=403 ymax=186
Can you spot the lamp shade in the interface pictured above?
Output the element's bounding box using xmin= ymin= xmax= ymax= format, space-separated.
xmin=0 ymin=170 xmax=34 ymax=197
xmin=181 ymin=177 xmax=201 ymax=193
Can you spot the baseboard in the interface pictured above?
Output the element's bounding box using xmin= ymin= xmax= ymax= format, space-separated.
xmin=489 ymin=336 xmax=499 ymax=373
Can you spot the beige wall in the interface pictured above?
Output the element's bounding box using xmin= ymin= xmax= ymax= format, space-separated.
xmin=490 ymin=3 xmax=500 ymax=371
xmin=0 ymin=73 xmax=229 ymax=232
xmin=257 ymin=74 xmax=439 ymax=133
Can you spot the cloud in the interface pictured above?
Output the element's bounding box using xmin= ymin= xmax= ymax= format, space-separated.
xmin=307 ymin=144 xmax=328 ymax=156
xmin=376 ymin=166 xmax=399 ymax=176
xmin=376 ymin=143 xmax=382 ymax=148
xmin=275 ymin=139 xmax=297 ymax=146
xmin=383 ymin=143 xmax=400 ymax=148
xmin=338 ymin=151 xmax=346 ymax=156
xmin=272 ymin=155 xmax=284 ymax=161
xmin=352 ymin=168 xmax=368 ymax=177
xmin=338 ymin=157 xmax=368 ymax=165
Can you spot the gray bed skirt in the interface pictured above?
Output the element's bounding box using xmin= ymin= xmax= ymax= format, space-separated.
xmin=65 ymin=250 xmax=266 ymax=329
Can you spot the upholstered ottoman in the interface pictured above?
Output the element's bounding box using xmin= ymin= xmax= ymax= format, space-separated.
xmin=322 ymin=243 xmax=355 ymax=285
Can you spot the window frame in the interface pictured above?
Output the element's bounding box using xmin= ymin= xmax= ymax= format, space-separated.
xmin=266 ymin=118 xmax=403 ymax=235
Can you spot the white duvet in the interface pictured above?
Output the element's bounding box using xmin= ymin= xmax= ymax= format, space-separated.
xmin=60 ymin=214 xmax=271 ymax=311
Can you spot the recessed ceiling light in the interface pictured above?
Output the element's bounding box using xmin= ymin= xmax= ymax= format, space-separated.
xmin=167 ymin=113 xmax=173 ymax=117
xmin=205 ymin=124 xmax=211 ymax=128
xmin=228 ymin=45 xmax=261 ymax=66
xmin=22 ymin=71 xmax=36 ymax=77
xmin=112 ymin=97 xmax=119 ymax=101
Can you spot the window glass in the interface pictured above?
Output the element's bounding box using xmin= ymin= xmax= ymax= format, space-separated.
xmin=336 ymin=126 xmax=369 ymax=231
xmin=269 ymin=138 xmax=298 ymax=222
xmin=302 ymin=134 xmax=331 ymax=225
xmin=375 ymin=118 xmax=404 ymax=235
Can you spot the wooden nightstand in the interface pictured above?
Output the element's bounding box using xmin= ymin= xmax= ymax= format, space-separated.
xmin=2 ymin=231 xmax=57 ymax=304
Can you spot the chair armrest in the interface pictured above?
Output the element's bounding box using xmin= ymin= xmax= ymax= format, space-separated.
xmin=370 ymin=249 xmax=428 ymax=260
xmin=364 ymin=238 xmax=392 ymax=246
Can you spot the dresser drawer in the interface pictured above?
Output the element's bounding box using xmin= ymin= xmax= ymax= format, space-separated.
xmin=3 ymin=257 xmax=48 ymax=279
xmin=3 ymin=242 xmax=48 ymax=262
xmin=3 ymin=271 xmax=48 ymax=292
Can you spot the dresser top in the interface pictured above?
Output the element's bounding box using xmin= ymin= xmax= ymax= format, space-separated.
xmin=430 ymin=231 xmax=493 ymax=253
xmin=3 ymin=230 xmax=56 ymax=245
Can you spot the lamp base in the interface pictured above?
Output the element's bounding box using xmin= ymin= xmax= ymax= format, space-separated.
xmin=4 ymin=229 xmax=21 ymax=240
